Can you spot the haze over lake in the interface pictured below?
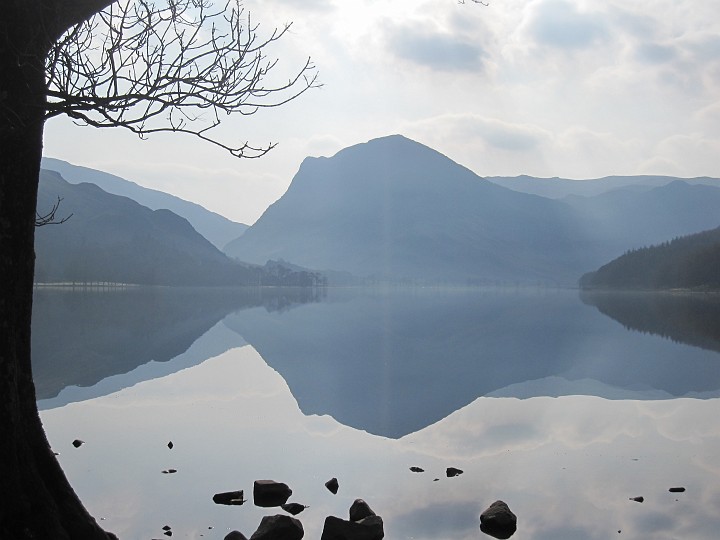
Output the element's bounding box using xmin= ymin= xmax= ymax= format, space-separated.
xmin=34 ymin=287 xmax=720 ymax=539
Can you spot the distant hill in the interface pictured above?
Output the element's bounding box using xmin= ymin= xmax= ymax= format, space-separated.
xmin=579 ymin=226 xmax=720 ymax=290
xmin=487 ymin=174 xmax=720 ymax=199
xmin=35 ymin=170 xmax=321 ymax=287
xmin=224 ymin=135 xmax=720 ymax=285
xmin=41 ymin=157 xmax=248 ymax=250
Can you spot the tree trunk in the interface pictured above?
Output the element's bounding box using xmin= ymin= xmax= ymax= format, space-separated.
xmin=0 ymin=6 xmax=116 ymax=539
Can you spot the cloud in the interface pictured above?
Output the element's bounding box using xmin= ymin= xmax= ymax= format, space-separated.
xmin=525 ymin=0 xmax=609 ymax=51
xmin=385 ymin=23 xmax=486 ymax=73
xmin=634 ymin=42 xmax=678 ymax=64
xmin=408 ymin=114 xmax=551 ymax=153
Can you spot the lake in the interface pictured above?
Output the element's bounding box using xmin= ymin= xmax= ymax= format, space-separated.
xmin=33 ymin=287 xmax=720 ymax=539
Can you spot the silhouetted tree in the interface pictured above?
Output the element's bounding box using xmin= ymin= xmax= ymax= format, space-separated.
xmin=0 ymin=1 xmax=316 ymax=537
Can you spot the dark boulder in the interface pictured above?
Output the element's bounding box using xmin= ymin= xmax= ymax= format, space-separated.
xmin=72 ymin=439 xmax=84 ymax=448
xmin=325 ymin=477 xmax=339 ymax=494
xmin=250 ymin=514 xmax=304 ymax=540
xmin=669 ymin=487 xmax=686 ymax=493
xmin=224 ymin=532 xmax=248 ymax=540
xmin=213 ymin=490 xmax=245 ymax=505
xmin=446 ymin=467 xmax=463 ymax=477
xmin=254 ymin=480 xmax=293 ymax=507
xmin=282 ymin=503 xmax=307 ymax=516
xmin=479 ymin=500 xmax=517 ymax=539
xmin=349 ymin=499 xmax=376 ymax=522
xmin=630 ymin=496 xmax=644 ymax=503
xmin=409 ymin=467 xmax=424 ymax=473
xmin=321 ymin=515 xmax=384 ymax=540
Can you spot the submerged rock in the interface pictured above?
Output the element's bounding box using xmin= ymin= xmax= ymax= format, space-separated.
xmin=213 ymin=490 xmax=245 ymax=505
xmin=250 ymin=514 xmax=304 ymax=540
xmin=479 ymin=500 xmax=517 ymax=539
xmin=321 ymin=515 xmax=384 ymax=540
xmin=325 ymin=477 xmax=339 ymax=494
xmin=254 ymin=480 xmax=293 ymax=507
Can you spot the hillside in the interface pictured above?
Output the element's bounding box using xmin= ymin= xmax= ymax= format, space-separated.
xmin=487 ymin=174 xmax=720 ymax=199
xmin=35 ymin=170 xmax=321 ymax=287
xmin=41 ymin=157 xmax=248 ymax=250
xmin=225 ymin=135 xmax=597 ymax=285
xmin=224 ymin=135 xmax=720 ymax=285
xmin=579 ymin=226 xmax=720 ymax=290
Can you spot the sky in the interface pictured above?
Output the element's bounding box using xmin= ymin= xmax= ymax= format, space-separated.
xmin=43 ymin=0 xmax=720 ymax=225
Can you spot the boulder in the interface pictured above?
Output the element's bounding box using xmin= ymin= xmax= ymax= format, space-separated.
xmin=446 ymin=467 xmax=463 ymax=478
xmin=224 ymin=532 xmax=248 ymax=540
xmin=479 ymin=500 xmax=517 ymax=539
xmin=250 ymin=514 xmax=304 ymax=540
xmin=254 ymin=480 xmax=293 ymax=507
xmin=409 ymin=467 xmax=424 ymax=473
xmin=669 ymin=487 xmax=686 ymax=493
xmin=321 ymin=515 xmax=384 ymax=540
xmin=349 ymin=499 xmax=376 ymax=522
xmin=325 ymin=477 xmax=339 ymax=494
xmin=72 ymin=439 xmax=84 ymax=448
xmin=282 ymin=503 xmax=307 ymax=516
xmin=213 ymin=490 xmax=245 ymax=505
xmin=630 ymin=496 xmax=644 ymax=503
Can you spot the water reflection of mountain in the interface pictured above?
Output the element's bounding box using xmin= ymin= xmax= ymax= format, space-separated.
xmin=32 ymin=287 xmax=323 ymax=401
xmin=224 ymin=288 xmax=720 ymax=438
xmin=581 ymin=290 xmax=720 ymax=354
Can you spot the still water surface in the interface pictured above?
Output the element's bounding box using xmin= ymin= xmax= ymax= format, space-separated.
xmin=33 ymin=287 xmax=720 ymax=539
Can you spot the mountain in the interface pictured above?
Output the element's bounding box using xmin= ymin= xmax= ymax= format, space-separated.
xmin=225 ymin=135 xmax=599 ymax=285
xmin=41 ymin=157 xmax=248 ymax=250
xmin=579 ymin=226 xmax=720 ymax=290
xmin=487 ymin=174 xmax=720 ymax=199
xmin=35 ymin=170 xmax=321 ymax=286
xmin=224 ymin=135 xmax=720 ymax=285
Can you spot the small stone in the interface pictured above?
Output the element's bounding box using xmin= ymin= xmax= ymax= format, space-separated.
xmin=409 ymin=466 xmax=424 ymax=473
xmin=72 ymin=439 xmax=84 ymax=448
xmin=162 ymin=469 xmax=177 ymax=474
xmin=349 ymin=499 xmax=376 ymax=522
xmin=446 ymin=467 xmax=463 ymax=477
xmin=162 ymin=526 xmax=171 ymax=531
xmin=630 ymin=496 xmax=644 ymax=503
xmin=213 ymin=490 xmax=245 ymax=505
xmin=250 ymin=514 xmax=303 ymax=540
xmin=480 ymin=500 xmax=517 ymax=539
xmin=168 ymin=441 xmax=174 ymax=449
xmin=669 ymin=487 xmax=686 ymax=493
xmin=325 ymin=477 xmax=339 ymax=494
xmin=253 ymin=480 xmax=293 ymax=507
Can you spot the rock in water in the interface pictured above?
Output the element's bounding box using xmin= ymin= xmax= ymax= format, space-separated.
xmin=479 ymin=500 xmax=517 ymax=539
xmin=72 ymin=439 xmax=84 ymax=448
xmin=349 ymin=499 xmax=376 ymax=522
xmin=325 ymin=477 xmax=339 ymax=494
xmin=254 ymin=480 xmax=293 ymax=507
xmin=321 ymin=515 xmax=384 ymax=540
xmin=250 ymin=514 xmax=304 ymax=540
xmin=669 ymin=487 xmax=686 ymax=493
xmin=282 ymin=503 xmax=307 ymax=516
xmin=409 ymin=467 xmax=424 ymax=473
xmin=213 ymin=490 xmax=245 ymax=505
xmin=446 ymin=467 xmax=463 ymax=477
xmin=224 ymin=530 xmax=249 ymax=540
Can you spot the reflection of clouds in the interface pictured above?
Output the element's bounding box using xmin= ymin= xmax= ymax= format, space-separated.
xmin=42 ymin=347 xmax=720 ymax=540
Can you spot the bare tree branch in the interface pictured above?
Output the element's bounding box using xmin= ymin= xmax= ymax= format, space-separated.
xmin=45 ymin=0 xmax=320 ymax=158
xmin=35 ymin=197 xmax=73 ymax=226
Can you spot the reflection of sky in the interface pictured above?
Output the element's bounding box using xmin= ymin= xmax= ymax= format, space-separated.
xmin=41 ymin=345 xmax=720 ymax=540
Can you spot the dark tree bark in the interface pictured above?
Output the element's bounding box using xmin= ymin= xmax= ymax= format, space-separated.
xmin=1 ymin=1 xmax=115 ymax=538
